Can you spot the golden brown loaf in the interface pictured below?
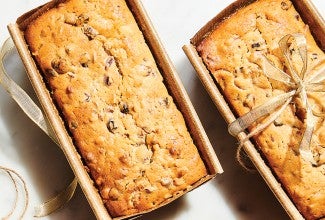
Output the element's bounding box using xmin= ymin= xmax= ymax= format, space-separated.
xmin=24 ymin=0 xmax=207 ymax=217
xmin=197 ymin=0 xmax=325 ymax=219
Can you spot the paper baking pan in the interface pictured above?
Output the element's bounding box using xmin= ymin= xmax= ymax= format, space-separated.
xmin=183 ymin=0 xmax=324 ymax=219
xmin=7 ymin=0 xmax=223 ymax=219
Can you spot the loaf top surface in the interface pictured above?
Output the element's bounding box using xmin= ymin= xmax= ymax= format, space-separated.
xmin=197 ymin=0 xmax=325 ymax=219
xmin=24 ymin=0 xmax=208 ymax=217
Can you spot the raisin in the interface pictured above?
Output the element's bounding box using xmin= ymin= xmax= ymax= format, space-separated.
xmin=84 ymin=93 xmax=91 ymax=102
xmin=70 ymin=121 xmax=78 ymax=129
xmin=251 ymin=42 xmax=260 ymax=48
xmin=311 ymin=53 xmax=318 ymax=61
xmin=82 ymin=25 xmax=98 ymax=40
xmin=120 ymin=103 xmax=129 ymax=114
xmin=45 ymin=68 xmax=57 ymax=77
xmin=66 ymin=86 xmax=73 ymax=94
xmin=160 ymin=97 xmax=170 ymax=107
xmin=281 ymin=1 xmax=291 ymax=10
xmin=51 ymin=58 xmax=70 ymax=74
xmin=105 ymin=56 xmax=114 ymax=70
xmin=107 ymin=119 xmax=117 ymax=133
xmin=103 ymin=75 xmax=112 ymax=86
xmin=104 ymin=75 xmax=112 ymax=86
xmin=76 ymin=14 xmax=90 ymax=26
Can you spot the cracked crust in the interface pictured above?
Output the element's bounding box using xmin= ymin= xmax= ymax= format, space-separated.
xmin=24 ymin=0 xmax=207 ymax=217
xmin=197 ymin=0 xmax=325 ymax=219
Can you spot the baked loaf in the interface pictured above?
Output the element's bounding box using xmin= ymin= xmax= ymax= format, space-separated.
xmin=197 ymin=0 xmax=325 ymax=219
xmin=24 ymin=0 xmax=207 ymax=217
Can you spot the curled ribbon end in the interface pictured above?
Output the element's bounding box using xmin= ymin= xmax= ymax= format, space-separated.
xmin=300 ymin=149 xmax=317 ymax=166
xmin=33 ymin=177 xmax=78 ymax=218
xmin=34 ymin=206 xmax=42 ymax=218
xmin=228 ymin=122 xmax=239 ymax=137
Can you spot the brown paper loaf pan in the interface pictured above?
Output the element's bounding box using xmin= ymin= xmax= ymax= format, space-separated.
xmin=7 ymin=0 xmax=223 ymax=219
xmin=183 ymin=0 xmax=324 ymax=219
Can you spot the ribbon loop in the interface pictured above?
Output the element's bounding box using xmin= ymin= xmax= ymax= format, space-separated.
xmin=262 ymin=55 xmax=295 ymax=86
xmin=279 ymin=34 xmax=308 ymax=82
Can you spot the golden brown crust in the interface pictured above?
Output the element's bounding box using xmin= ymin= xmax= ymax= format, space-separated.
xmin=24 ymin=0 xmax=207 ymax=217
xmin=197 ymin=0 xmax=325 ymax=219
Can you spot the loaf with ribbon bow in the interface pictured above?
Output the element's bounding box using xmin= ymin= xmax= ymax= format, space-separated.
xmin=196 ymin=0 xmax=325 ymax=219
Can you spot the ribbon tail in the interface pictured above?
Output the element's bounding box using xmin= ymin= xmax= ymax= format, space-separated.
xmin=299 ymin=106 xmax=317 ymax=165
xmin=34 ymin=177 xmax=78 ymax=217
xmin=239 ymin=97 xmax=292 ymax=146
xmin=228 ymin=91 xmax=295 ymax=136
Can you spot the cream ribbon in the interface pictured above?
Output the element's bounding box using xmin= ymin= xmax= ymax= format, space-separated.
xmin=228 ymin=34 xmax=325 ymax=166
xmin=0 ymin=38 xmax=78 ymax=218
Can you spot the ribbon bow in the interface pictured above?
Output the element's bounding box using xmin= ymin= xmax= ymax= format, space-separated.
xmin=228 ymin=34 xmax=325 ymax=166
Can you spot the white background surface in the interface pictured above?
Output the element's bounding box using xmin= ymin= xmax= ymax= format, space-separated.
xmin=0 ymin=0 xmax=324 ymax=219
